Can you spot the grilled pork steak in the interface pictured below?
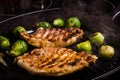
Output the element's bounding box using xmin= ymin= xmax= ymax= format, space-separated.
xmin=20 ymin=28 xmax=84 ymax=47
xmin=14 ymin=47 xmax=98 ymax=76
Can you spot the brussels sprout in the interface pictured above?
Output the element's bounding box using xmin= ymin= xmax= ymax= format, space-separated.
xmin=66 ymin=17 xmax=81 ymax=28
xmin=10 ymin=40 xmax=27 ymax=57
xmin=99 ymin=45 xmax=115 ymax=59
xmin=0 ymin=35 xmax=10 ymax=50
xmin=37 ymin=22 xmax=51 ymax=28
xmin=53 ymin=18 xmax=64 ymax=27
xmin=89 ymin=32 xmax=104 ymax=45
xmin=76 ymin=40 xmax=92 ymax=53
xmin=12 ymin=26 xmax=26 ymax=37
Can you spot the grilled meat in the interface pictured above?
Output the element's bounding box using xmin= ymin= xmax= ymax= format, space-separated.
xmin=20 ymin=28 xmax=84 ymax=47
xmin=14 ymin=47 xmax=98 ymax=76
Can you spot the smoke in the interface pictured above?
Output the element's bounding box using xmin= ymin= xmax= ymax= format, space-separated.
xmin=55 ymin=0 xmax=120 ymax=46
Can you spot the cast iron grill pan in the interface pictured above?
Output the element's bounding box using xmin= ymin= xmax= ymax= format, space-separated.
xmin=0 ymin=0 xmax=120 ymax=80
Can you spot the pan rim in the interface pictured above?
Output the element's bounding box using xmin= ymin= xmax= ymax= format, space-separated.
xmin=0 ymin=8 xmax=119 ymax=80
xmin=0 ymin=8 xmax=60 ymax=24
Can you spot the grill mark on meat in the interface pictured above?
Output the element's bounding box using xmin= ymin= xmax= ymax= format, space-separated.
xmin=67 ymin=58 xmax=79 ymax=66
xmin=39 ymin=48 xmax=77 ymax=70
xmin=34 ymin=28 xmax=44 ymax=38
xmin=46 ymin=49 xmax=71 ymax=68
xmin=40 ymin=48 xmax=69 ymax=68
xmin=34 ymin=48 xmax=58 ymax=68
xmin=42 ymin=29 xmax=50 ymax=38
xmin=14 ymin=47 xmax=98 ymax=76
xmin=57 ymin=54 xmax=75 ymax=68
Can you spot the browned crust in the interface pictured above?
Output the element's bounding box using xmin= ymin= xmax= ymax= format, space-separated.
xmin=20 ymin=28 xmax=84 ymax=47
xmin=14 ymin=47 xmax=98 ymax=76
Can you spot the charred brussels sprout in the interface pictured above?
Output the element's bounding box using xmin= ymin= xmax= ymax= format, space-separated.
xmin=89 ymin=32 xmax=104 ymax=45
xmin=76 ymin=40 xmax=92 ymax=53
xmin=37 ymin=22 xmax=51 ymax=28
xmin=12 ymin=26 xmax=26 ymax=37
xmin=10 ymin=40 xmax=27 ymax=57
xmin=99 ymin=45 xmax=115 ymax=59
xmin=66 ymin=17 xmax=81 ymax=28
xmin=0 ymin=35 xmax=10 ymax=50
xmin=53 ymin=18 xmax=64 ymax=27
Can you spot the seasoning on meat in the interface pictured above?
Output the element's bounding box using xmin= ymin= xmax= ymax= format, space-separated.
xmin=20 ymin=28 xmax=84 ymax=47
xmin=14 ymin=47 xmax=98 ymax=76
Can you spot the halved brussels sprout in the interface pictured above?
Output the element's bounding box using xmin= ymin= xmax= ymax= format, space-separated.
xmin=89 ymin=32 xmax=104 ymax=45
xmin=76 ymin=40 xmax=92 ymax=53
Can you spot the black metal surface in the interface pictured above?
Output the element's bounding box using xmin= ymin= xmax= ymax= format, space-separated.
xmin=0 ymin=0 xmax=120 ymax=80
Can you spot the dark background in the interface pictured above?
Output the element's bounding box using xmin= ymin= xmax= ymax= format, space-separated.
xmin=0 ymin=0 xmax=120 ymax=80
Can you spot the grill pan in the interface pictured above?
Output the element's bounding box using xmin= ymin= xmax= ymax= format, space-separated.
xmin=0 ymin=0 xmax=120 ymax=80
